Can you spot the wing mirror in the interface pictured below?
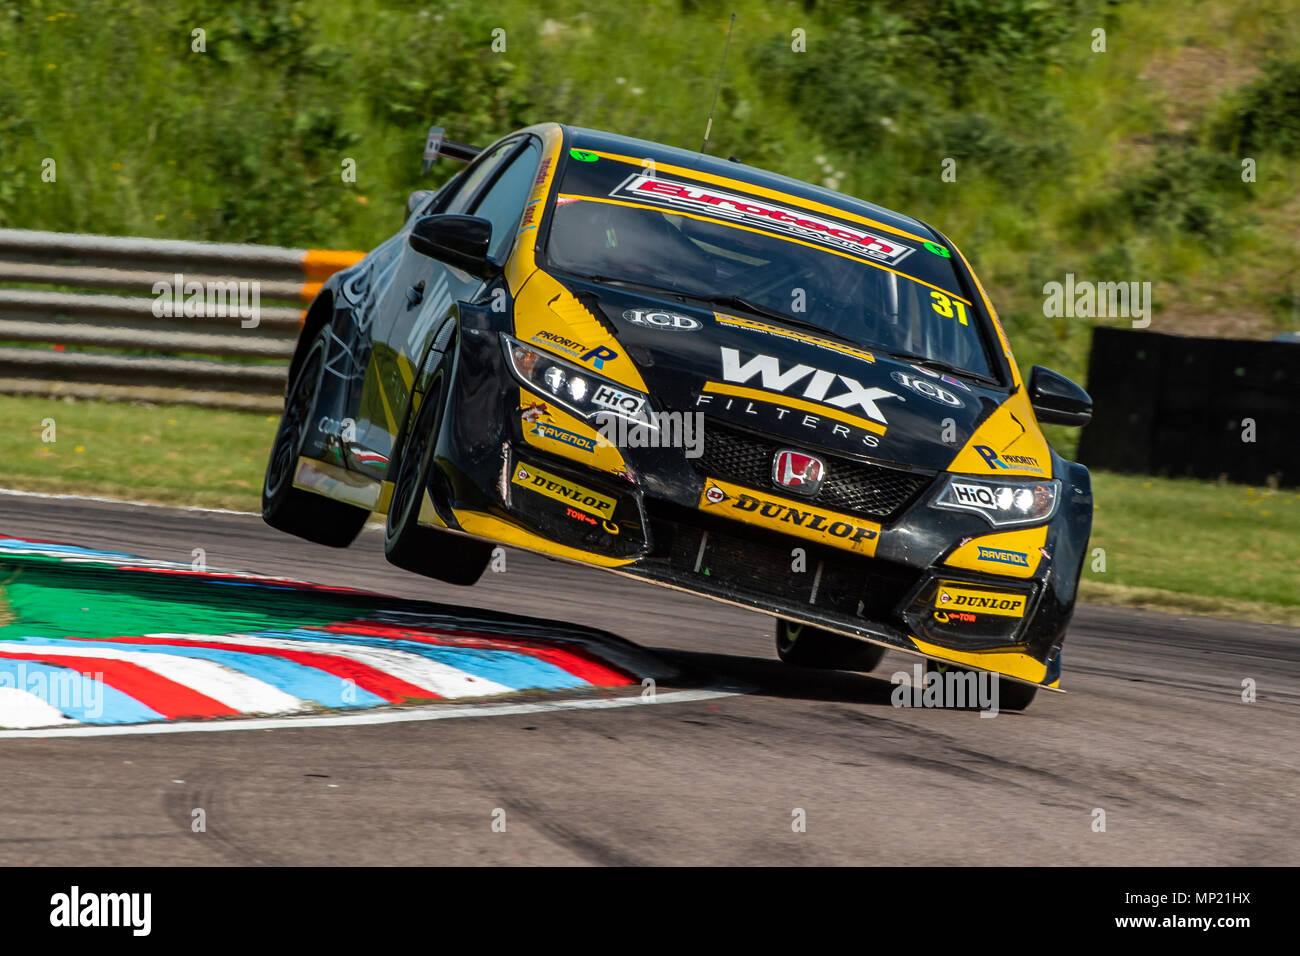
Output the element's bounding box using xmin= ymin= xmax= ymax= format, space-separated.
xmin=1027 ymin=366 xmax=1092 ymax=427
xmin=408 ymin=214 xmax=499 ymax=279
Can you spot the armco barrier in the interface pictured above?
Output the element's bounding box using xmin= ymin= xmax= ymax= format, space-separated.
xmin=0 ymin=229 xmax=364 ymax=412
xmin=1076 ymin=327 xmax=1300 ymax=486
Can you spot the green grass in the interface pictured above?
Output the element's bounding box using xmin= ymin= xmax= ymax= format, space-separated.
xmin=3 ymin=394 xmax=1295 ymax=619
xmin=2 ymin=0 xmax=1299 ymax=386
xmin=1087 ymin=472 xmax=1300 ymax=609
xmin=6 ymin=393 xmax=277 ymax=510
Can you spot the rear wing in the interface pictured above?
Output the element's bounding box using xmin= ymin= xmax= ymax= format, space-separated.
xmin=422 ymin=126 xmax=484 ymax=172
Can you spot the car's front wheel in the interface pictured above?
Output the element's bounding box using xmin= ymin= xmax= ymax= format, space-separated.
xmin=926 ymin=659 xmax=1038 ymax=711
xmin=262 ymin=328 xmax=370 ymax=547
xmin=383 ymin=355 xmax=492 ymax=586
xmin=774 ymin=619 xmax=887 ymax=672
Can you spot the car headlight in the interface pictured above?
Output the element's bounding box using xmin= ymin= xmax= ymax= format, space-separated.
xmin=502 ymin=334 xmax=651 ymax=425
xmin=932 ymin=475 xmax=1059 ymax=527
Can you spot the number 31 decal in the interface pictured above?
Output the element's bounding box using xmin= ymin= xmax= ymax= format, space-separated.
xmin=930 ymin=291 xmax=969 ymax=325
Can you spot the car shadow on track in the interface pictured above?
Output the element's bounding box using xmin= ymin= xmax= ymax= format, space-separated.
xmin=655 ymin=649 xmax=907 ymax=707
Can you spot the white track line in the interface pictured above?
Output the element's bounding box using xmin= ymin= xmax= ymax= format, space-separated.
xmin=0 ymin=487 xmax=258 ymax=516
xmin=0 ymin=688 xmax=81 ymax=729
xmin=150 ymin=632 xmax=513 ymax=699
xmin=0 ymin=688 xmax=738 ymax=739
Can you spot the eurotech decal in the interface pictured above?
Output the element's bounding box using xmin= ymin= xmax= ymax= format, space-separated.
xmin=714 ymin=312 xmax=875 ymax=364
xmin=698 ymin=479 xmax=881 ymax=556
xmin=610 ymin=173 xmax=916 ymax=266
xmin=935 ymin=582 xmax=1027 ymax=618
xmin=511 ymin=464 xmax=616 ymax=518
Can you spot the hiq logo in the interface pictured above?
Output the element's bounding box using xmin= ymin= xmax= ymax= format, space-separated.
xmin=581 ymin=346 xmax=617 ymax=370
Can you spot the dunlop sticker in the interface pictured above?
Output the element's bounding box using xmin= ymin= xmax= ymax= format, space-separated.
xmin=512 ymin=464 xmax=616 ymax=518
xmin=698 ymin=478 xmax=881 ymax=556
xmin=935 ymin=581 xmax=1027 ymax=618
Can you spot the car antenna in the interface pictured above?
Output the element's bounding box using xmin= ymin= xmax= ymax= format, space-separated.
xmin=700 ymin=12 xmax=737 ymax=154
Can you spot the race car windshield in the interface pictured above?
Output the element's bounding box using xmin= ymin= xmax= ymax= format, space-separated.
xmin=545 ymin=178 xmax=996 ymax=379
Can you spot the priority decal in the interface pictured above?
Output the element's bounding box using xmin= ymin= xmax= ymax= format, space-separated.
xmin=530 ymin=330 xmax=619 ymax=370
xmin=610 ymin=173 xmax=916 ymax=266
xmin=973 ymin=445 xmax=1044 ymax=474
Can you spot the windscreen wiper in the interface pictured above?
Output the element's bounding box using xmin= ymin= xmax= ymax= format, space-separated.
xmin=880 ymin=351 xmax=998 ymax=386
xmin=566 ymin=273 xmax=685 ymax=298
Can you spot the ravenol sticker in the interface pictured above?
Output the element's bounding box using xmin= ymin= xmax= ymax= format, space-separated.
xmin=610 ymin=173 xmax=915 ymax=266
xmin=512 ymin=464 xmax=616 ymax=518
xmin=935 ymin=582 xmax=1027 ymax=617
xmin=976 ymin=547 xmax=1030 ymax=567
xmin=531 ymin=421 xmax=597 ymax=454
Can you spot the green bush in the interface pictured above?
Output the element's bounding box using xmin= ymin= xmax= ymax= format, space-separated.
xmin=1080 ymin=147 xmax=1252 ymax=242
xmin=1212 ymin=58 xmax=1300 ymax=157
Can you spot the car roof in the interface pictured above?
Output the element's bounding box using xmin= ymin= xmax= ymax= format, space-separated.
xmin=563 ymin=125 xmax=939 ymax=242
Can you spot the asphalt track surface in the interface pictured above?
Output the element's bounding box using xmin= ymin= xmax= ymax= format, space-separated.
xmin=0 ymin=494 xmax=1296 ymax=866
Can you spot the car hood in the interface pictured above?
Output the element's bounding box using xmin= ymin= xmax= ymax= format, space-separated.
xmin=556 ymin=278 xmax=1017 ymax=473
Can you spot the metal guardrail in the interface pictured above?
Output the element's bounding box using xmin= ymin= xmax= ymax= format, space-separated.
xmin=0 ymin=229 xmax=365 ymax=412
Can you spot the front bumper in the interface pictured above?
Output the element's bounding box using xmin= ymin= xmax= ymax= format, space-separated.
xmin=426 ymin=325 xmax=1092 ymax=687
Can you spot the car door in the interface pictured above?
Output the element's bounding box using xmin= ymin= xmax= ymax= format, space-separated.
xmin=349 ymin=136 xmax=542 ymax=478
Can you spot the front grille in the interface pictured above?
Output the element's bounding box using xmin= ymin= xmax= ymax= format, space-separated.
xmin=645 ymin=503 xmax=920 ymax=622
xmin=695 ymin=421 xmax=932 ymax=519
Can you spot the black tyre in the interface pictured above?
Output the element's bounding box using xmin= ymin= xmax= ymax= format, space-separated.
xmin=383 ymin=355 xmax=492 ymax=585
xmin=775 ymin=619 xmax=887 ymax=672
xmin=926 ymin=659 xmax=1038 ymax=711
xmin=262 ymin=329 xmax=370 ymax=547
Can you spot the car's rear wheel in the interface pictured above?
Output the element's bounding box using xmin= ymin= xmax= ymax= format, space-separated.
xmin=926 ymin=659 xmax=1038 ymax=711
xmin=383 ymin=356 xmax=492 ymax=585
xmin=262 ymin=328 xmax=370 ymax=547
xmin=774 ymin=619 xmax=887 ymax=672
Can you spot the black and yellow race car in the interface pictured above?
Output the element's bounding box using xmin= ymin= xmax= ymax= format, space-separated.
xmin=262 ymin=123 xmax=1093 ymax=709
